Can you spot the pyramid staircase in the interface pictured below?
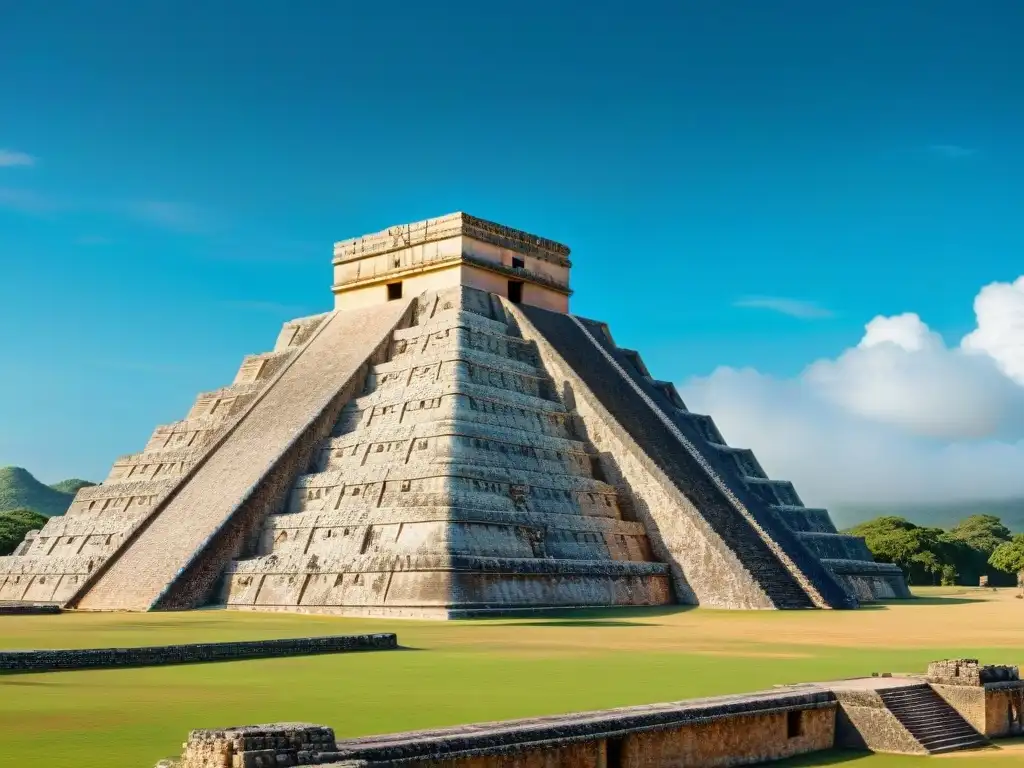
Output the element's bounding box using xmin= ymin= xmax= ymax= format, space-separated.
xmin=879 ymin=685 xmax=989 ymax=754
xmin=0 ymin=301 xmax=412 ymax=610
xmin=219 ymin=286 xmax=672 ymax=617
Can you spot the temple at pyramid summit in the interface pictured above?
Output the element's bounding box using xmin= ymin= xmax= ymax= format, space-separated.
xmin=0 ymin=213 xmax=909 ymax=616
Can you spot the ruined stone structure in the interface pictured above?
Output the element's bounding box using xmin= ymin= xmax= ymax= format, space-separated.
xmin=0 ymin=633 xmax=396 ymax=673
xmin=0 ymin=212 xmax=907 ymax=615
xmin=158 ymin=660 xmax=1017 ymax=767
xmin=926 ymin=659 xmax=1024 ymax=739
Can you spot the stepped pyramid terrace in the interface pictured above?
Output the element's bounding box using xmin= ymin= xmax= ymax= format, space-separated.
xmin=0 ymin=213 xmax=909 ymax=616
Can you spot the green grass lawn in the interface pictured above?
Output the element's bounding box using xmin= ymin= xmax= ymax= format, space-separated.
xmin=1 ymin=588 xmax=1022 ymax=768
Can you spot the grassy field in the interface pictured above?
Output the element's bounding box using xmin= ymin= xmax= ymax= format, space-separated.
xmin=1 ymin=587 xmax=1022 ymax=768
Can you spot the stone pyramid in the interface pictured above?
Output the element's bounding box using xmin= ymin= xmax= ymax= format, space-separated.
xmin=0 ymin=213 xmax=908 ymax=615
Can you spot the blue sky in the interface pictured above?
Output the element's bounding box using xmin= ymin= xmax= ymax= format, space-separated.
xmin=2 ymin=1 xmax=1023 ymax=498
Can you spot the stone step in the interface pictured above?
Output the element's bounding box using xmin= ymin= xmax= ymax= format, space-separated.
xmin=928 ymin=738 xmax=989 ymax=754
xmin=918 ymin=733 xmax=987 ymax=750
xmin=71 ymin=301 xmax=412 ymax=612
xmin=879 ymin=686 xmax=987 ymax=754
xmin=905 ymin=720 xmax=979 ymax=735
xmin=516 ymin=307 xmax=825 ymax=610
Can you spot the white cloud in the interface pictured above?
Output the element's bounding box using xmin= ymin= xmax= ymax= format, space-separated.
xmin=733 ymin=296 xmax=833 ymax=319
xmin=680 ymin=276 xmax=1024 ymax=506
xmin=0 ymin=149 xmax=35 ymax=167
xmin=962 ymin=277 xmax=1024 ymax=384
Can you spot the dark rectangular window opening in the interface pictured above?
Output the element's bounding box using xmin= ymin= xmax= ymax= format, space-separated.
xmin=387 ymin=282 xmax=403 ymax=301
xmin=508 ymin=280 xmax=523 ymax=304
xmin=511 ymin=256 xmax=525 ymax=269
xmin=605 ymin=737 xmax=624 ymax=768
xmin=787 ymin=710 xmax=804 ymax=739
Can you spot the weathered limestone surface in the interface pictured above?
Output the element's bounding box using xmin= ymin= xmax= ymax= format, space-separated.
xmin=514 ymin=305 xmax=906 ymax=606
xmin=926 ymin=659 xmax=1024 ymax=737
xmin=833 ymin=688 xmax=928 ymax=755
xmin=71 ymin=300 xmax=413 ymax=611
xmin=222 ymin=286 xmax=671 ymax=617
xmin=332 ymin=212 xmax=572 ymax=313
xmin=179 ymin=724 xmax=338 ymax=768
xmin=1 ymin=212 xmax=909 ymax=614
xmin=167 ymin=688 xmax=836 ymax=768
xmin=0 ymin=313 xmax=332 ymax=606
xmin=832 ymin=681 xmax=988 ymax=754
xmin=512 ymin=305 xmax=852 ymax=609
xmin=0 ymin=633 xmax=395 ymax=673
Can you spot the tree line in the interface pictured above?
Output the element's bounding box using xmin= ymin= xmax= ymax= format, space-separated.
xmin=845 ymin=514 xmax=1024 ymax=587
xmin=0 ymin=509 xmax=48 ymax=556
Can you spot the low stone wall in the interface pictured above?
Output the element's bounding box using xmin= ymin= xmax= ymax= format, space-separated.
xmin=926 ymin=659 xmax=1024 ymax=738
xmin=0 ymin=633 xmax=396 ymax=673
xmin=165 ymin=688 xmax=837 ymax=768
xmin=927 ymin=658 xmax=1020 ymax=686
xmin=178 ymin=724 xmax=337 ymax=768
xmin=0 ymin=602 xmax=61 ymax=615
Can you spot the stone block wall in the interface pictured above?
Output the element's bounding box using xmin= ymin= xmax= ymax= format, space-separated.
xmin=0 ymin=602 xmax=60 ymax=615
xmin=926 ymin=661 xmax=1024 ymax=738
xmin=165 ymin=688 xmax=836 ymax=768
xmin=927 ymin=658 xmax=1020 ymax=686
xmin=179 ymin=724 xmax=338 ymax=768
xmin=0 ymin=633 xmax=396 ymax=673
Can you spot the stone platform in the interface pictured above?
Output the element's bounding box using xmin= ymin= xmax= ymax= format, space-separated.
xmin=158 ymin=660 xmax=1014 ymax=768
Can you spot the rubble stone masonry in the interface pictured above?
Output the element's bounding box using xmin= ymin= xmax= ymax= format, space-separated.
xmin=0 ymin=633 xmax=396 ymax=673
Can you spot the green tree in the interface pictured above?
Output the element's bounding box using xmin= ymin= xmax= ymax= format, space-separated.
xmin=947 ymin=514 xmax=1013 ymax=552
xmin=845 ymin=516 xmax=956 ymax=585
xmin=989 ymin=534 xmax=1024 ymax=578
xmin=0 ymin=508 xmax=48 ymax=555
xmin=944 ymin=514 xmax=1014 ymax=585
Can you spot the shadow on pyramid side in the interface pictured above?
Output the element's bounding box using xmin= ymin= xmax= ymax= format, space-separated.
xmin=0 ymin=213 xmax=908 ymax=616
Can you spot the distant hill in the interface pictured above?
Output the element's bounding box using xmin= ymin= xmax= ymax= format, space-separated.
xmin=831 ymin=497 xmax=1024 ymax=534
xmin=0 ymin=467 xmax=95 ymax=517
xmin=48 ymin=478 xmax=97 ymax=495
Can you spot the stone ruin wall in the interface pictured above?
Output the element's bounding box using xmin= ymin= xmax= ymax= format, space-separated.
xmin=927 ymin=659 xmax=1020 ymax=686
xmin=927 ymin=659 xmax=1024 ymax=738
xmin=177 ymin=724 xmax=338 ymax=768
xmin=164 ymin=692 xmax=836 ymax=768
xmin=0 ymin=313 xmax=332 ymax=605
xmin=0 ymin=633 xmax=395 ymax=673
xmin=219 ymin=286 xmax=671 ymax=617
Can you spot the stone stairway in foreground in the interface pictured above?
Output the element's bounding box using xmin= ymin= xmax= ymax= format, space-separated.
xmin=68 ymin=299 xmax=413 ymax=611
xmin=879 ymin=685 xmax=989 ymax=754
